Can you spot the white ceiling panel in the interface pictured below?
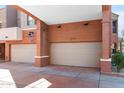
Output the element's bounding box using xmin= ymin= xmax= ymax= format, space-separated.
xmin=19 ymin=5 xmax=102 ymax=25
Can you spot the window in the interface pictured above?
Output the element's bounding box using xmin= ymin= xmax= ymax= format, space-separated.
xmin=112 ymin=20 xmax=117 ymax=33
xmin=112 ymin=43 xmax=117 ymax=54
xmin=27 ymin=16 xmax=36 ymax=26
xmin=112 ymin=48 xmax=116 ymax=54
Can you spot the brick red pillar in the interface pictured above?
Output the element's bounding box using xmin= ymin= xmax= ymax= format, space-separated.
xmin=34 ymin=20 xmax=49 ymax=67
xmin=5 ymin=43 xmax=10 ymax=62
xmin=100 ymin=5 xmax=112 ymax=73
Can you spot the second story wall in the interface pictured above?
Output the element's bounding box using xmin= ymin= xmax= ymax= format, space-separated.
xmin=48 ymin=19 xmax=102 ymax=43
xmin=17 ymin=11 xmax=36 ymax=29
xmin=0 ymin=8 xmax=6 ymax=28
xmin=0 ymin=6 xmax=36 ymax=29
xmin=6 ymin=29 xmax=36 ymax=44
xmin=6 ymin=6 xmax=18 ymax=27
xmin=0 ymin=6 xmax=18 ymax=28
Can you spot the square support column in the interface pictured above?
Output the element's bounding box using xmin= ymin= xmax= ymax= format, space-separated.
xmin=34 ymin=20 xmax=49 ymax=67
xmin=100 ymin=5 xmax=112 ymax=73
xmin=5 ymin=43 xmax=10 ymax=62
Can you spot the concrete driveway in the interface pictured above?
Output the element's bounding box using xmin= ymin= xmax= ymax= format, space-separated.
xmin=0 ymin=62 xmax=124 ymax=88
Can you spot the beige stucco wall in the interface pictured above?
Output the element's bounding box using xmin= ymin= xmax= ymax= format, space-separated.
xmin=0 ymin=27 xmax=22 ymax=40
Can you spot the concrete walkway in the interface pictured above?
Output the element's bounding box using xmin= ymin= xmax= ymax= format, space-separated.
xmin=0 ymin=62 xmax=124 ymax=88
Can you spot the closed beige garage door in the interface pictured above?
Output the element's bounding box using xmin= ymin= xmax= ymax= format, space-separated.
xmin=11 ymin=44 xmax=36 ymax=63
xmin=51 ymin=42 xmax=101 ymax=67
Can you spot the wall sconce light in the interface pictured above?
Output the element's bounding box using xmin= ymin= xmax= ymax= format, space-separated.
xmin=5 ymin=36 xmax=8 ymax=38
xmin=28 ymin=32 xmax=34 ymax=37
xmin=57 ymin=25 xmax=62 ymax=28
xmin=84 ymin=22 xmax=89 ymax=26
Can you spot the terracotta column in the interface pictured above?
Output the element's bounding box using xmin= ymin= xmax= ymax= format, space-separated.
xmin=34 ymin=20 xmax=49 ymax=67
xmin=100 ymin=5 xmax=112 ymax=73
xmin=5 ymin=42 xmax=10 ymax=62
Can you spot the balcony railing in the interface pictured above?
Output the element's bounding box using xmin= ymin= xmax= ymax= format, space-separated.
xmin=0 ymin=27 xmax=22 ymax=40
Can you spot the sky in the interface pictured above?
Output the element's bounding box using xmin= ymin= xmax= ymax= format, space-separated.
xmin=112 ymin=5 xmax=124 ymax=37
xmin=0 ymin=5 xmax=5 ymax=8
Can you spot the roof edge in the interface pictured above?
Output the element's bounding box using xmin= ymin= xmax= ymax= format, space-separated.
xmin=11 ymin=5 xmax=47 ymax=25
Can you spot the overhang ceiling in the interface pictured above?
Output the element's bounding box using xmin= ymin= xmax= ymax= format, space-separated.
xmin=19 ymin=5 xmax=102 ymax=25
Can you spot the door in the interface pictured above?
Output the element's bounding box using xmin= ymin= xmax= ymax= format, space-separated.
xmin=51 ymin=42 xmax=101 ymax=67
xmin=11 ymin=44 xmax=36 ymax=63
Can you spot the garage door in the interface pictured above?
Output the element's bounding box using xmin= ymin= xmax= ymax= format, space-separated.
xmin=51 ymin=42 xmax=101 ymax=67
xmin=11 ymin=44 xmax=36 ymax=63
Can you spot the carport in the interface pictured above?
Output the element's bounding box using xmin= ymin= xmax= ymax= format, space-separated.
xmin=11 ymin=5 xmax=112 ymax=73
